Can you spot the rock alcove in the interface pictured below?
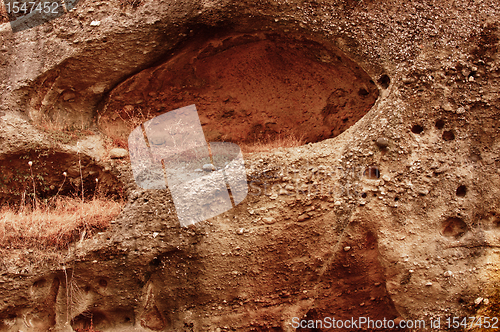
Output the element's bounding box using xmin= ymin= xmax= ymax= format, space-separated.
xmin=97 ymin=30 xmax=379 ymax=149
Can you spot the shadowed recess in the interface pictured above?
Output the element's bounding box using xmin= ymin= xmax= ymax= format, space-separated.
xmin=98 ymin=31 xmax=378 ymax=150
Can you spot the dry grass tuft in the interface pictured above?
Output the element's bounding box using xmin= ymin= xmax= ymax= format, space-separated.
xmin=119 ymin=0 xmax=143 ymax=8
xmin=239 ymin=133 xmax=306 ymax=154
xmin=0 ymin=195 xmax=123 ymax=249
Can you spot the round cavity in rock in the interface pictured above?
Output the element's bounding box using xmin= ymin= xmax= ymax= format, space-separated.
xmin=361 ymin=192 xmax=367 ymax=198
xmin=364 ymin=167 xmax=380 ymax=179
xmin=435 ymin=119 xmax=445 ymax=129
xmin=456 ymin=185 xmax=467 ymax=197
xmin=99 ymin=279 xmax=108 ymax=288
xmin=378 ymin=74 xmax=391 ymax=89
xmin=411 ymin=124 xmax=424 ymax=134
xmin=441 ymin=217 xmax=468 ymax=238
xmin=442 ymin=130 xmax=455 ymax=141
xmin=98 ymin=31 xmax=379 ymax=151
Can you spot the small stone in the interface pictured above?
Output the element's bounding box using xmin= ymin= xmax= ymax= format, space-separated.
xmin=425 ymin=282 xmax=433 ymax=286
xmin=110 ymin=148 xmax=128 ymax=159
xmin=375 ymin=137 xmax=390 ymax=148
xmin=262 ymin=217 xmax=275 ymax=225
xmin=297 ymin=213 xmax=310 ymax=222
xmin=418 ymin=188 xmax=429 ymax=195
xmin=444 ymin=270 xmax=453 ymax=277
xmin=90 ymin=20 xmax=101 ymax=26
xmin=475 ymin=297 xmax=484 ymax=305
xmin=237 ymin=228 xmax=244 ymax=235
xmin=203 ymin=164 xmax=215 ymax=172
xmin=483 ymin=298 xmax=490 ymax=305
xmin=343 ymin=246 xmax=351 ymax=252
xmin=62 ymin=91 xmax=76 ymax=101
xmin=442 ymin=103 xmax=453 ymax=111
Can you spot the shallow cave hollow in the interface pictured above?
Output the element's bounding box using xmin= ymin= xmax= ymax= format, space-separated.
xmin=98 ymin=29 xmax=379 ymax=151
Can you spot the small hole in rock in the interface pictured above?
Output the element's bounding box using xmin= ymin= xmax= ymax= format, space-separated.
xmin=442 ymin=130 xmax=455 ymax=141
xmin=358 ymin=88 xmax=369 ymax=96
xmin=71 ymin=310 xmax=108 ymax=330
xmin=150 ymin=257 xmax=161 ymax=267
xmin=456 ymin=185 xmax=467 ymax=197
xmin=364 ymin=167 xmax=380 ymax=179
xmin=394 ymin=197 xmax=399 ymax=202
xmin=84 ymin=285 xmax=91 ymax=293
xmin=411 ymin=124 xmax=424 ymax=134
xmin=99 ymin=279 xmax=108 ymax=288
xmin=441 ymin=217 xmax=468 ymax=239
xmin=378 ymin=74 xmax=390 ymax=89
xmin=435 ymin=119 xmax=445 ymax=129
xmin=361 ymin=193 xmax=367 ymax=198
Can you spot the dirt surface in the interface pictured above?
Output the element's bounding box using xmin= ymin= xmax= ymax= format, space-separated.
xmin=0 ymin=0 xmax=499 ymax=331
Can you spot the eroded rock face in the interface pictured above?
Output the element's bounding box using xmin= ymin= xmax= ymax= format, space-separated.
xmin=0 ymin=0 xmax=499 ymax=331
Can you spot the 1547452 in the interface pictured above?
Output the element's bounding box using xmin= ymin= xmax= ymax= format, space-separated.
xmin=5 ymin=1 xmax=59 ymax=14
xmin=447 ymin=317 xmax=499 ymax=329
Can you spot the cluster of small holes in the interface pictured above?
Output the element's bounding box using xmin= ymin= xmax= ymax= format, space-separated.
xmin=435 ymin=119 xmax=455 ymax=141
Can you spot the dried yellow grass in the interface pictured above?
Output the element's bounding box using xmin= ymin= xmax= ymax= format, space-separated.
xmin=240 ymin=133 xmax=306 ymax=154
xmin=0 ymin=196 xmax=123 ymax=249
